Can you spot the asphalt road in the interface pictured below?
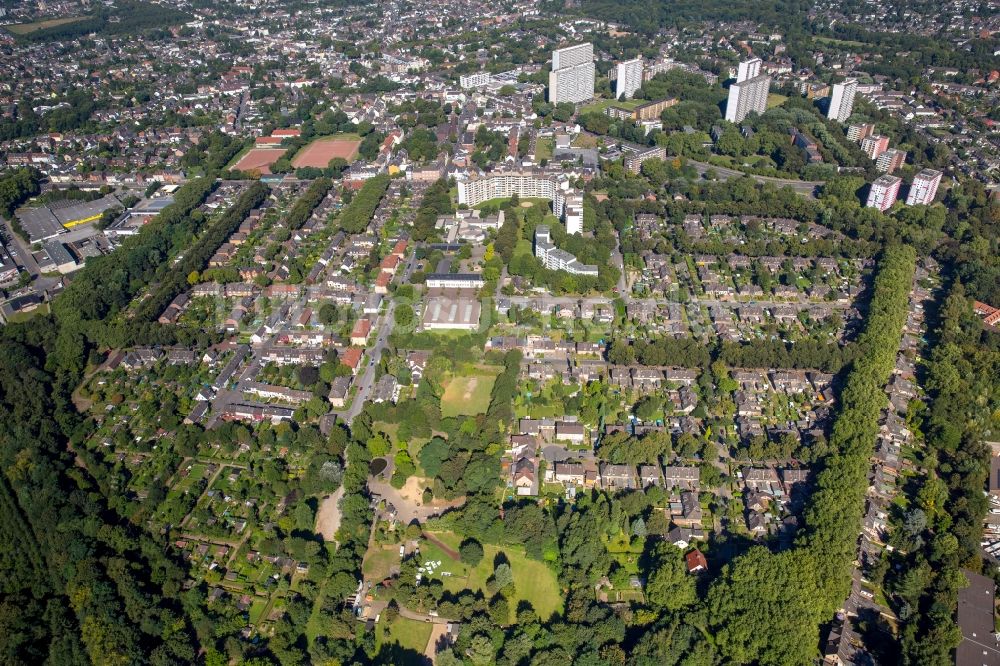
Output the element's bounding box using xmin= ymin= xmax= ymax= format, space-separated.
xmin=2 ymin=217 xmax=40 ymax=277
xmin=687 ymin=159 xmax=824 ymax=197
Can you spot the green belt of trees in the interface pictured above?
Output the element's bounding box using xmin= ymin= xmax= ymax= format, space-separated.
xmin=704 ymin=244 xmax=915 ymax=664
xmin=286 ymin=178 xmax=332 ymax=231
xmin=136 ymin=181 xmax=269 ymax=322
xmin=338 ymin=174 xmax=389 ymax=234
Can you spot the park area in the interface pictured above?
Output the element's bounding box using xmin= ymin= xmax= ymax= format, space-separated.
xmin=231 ymin=147 xmax=287 ymax=175
xmin=425 ymin=531 xmax=563 ymax=622
xmin=291 ymin=134 xmax=362 ymax=168
xmin=6 ymin=17 xmax=84 ymax=34
xmin=440 ymin=368 xmax=498 ymax=418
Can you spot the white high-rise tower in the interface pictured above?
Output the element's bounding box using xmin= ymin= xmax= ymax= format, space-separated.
xmin=614 ymin=57 xmax=643 ymax=100
xmin=549 ymin=43 xmax=595 ymax=104
xmin=827 ymin=79 xmax=858 ymax=123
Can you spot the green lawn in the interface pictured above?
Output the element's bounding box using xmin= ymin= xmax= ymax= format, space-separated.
xmin=605 ymin=532 xmax=645 ymax=574
xmin=535 ymin=137 xmax=554 ymax=161
xmin=580 ymin=98 xmax=641 ymax=115
xmin=428 ymin=532 xmax=562 ymax=622
xmin=376 ymin=615 xmax=433 ymax=654
xmin=513 ymin=238 xmax=533 ymax=261
xmin=364 ymin=545 xmax=402 ymax=582
xmin=6 ymin=16 xmax=85 ymax=34
xmin=440 ymin=369 xmax=498 ymax=417
xmin=473 ymin=196 xmax=551 ymax=210
xmin=767 ymin=93 xmax=788 ymax=109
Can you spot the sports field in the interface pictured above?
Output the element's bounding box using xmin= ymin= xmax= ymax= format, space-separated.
xmin=440 ymin=370 xmax=498 ymax=417
xmin=291 ymin=135 xmax=362 ymax=168
xmin=232 ymin=147 xmax=287 ymax=174
xmin=6 ymin=17 xmax=84 ymax=34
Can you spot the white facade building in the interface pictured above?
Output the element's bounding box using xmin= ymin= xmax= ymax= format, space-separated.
xmin=905 ymin=169 xmax=942 ymax=206
xmin=460 ymin=72 xmax=492 ymax=89
xmin=827 ymin=79 xmax=858 ymax=123
xmin=736 ymin=58 xmax=762 ymax=83
xmin=550 ymin=43 xmax=595 ymax=103
xmin=457 ymin=172 xmax=583 ymax=234
xmin=614 ymin=57 xmax=644 ymax=100
xmin=725 ymin=74 xmax=770 ymax=123
xmin=534 ymin=226 xmax=598 ymax=276
xmin=866 ymin=175 xmax=902 ymax=211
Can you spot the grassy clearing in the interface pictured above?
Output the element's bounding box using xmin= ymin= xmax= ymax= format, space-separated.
xmin=440 ymin=369 xmax=498 ymax=417
xmin=364 ymin=545 xmax=402 ymax=582
xmin=535 ymin=136 xmax=554 ymax=161
xmin=426 ymin=531 xmax=563 ymax=622
xmin=767 ymin=93 xmax=788 ymax=109
xmin=6 ymin=17 xmax=85 ymax=34
xmin=579 ymin=98 xmax=640 ymax=115
xmin=376 ymin=615 xmax=433 ymax=654
xmin=472 ymin=196 xmax=551 ymax=210
xmin=572 ymin=133 xmax=599 ymax=149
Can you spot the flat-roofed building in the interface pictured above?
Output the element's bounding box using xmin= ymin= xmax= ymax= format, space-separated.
xmin=422 ymin=296 xmax=482 ymax=331
xmin=866 ymin=175 xmax=902 ymax=212
xmin=614 ymin=57 xmax=643 ymax=100
xmin=906 ymin=168 xmax=942 ymax=206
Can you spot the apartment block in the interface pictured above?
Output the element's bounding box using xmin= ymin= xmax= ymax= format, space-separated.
xmin=827 ymin=79 xmax=858 ymax=123
xmin=905 ymin=169 xmax=942 ymax=205
xmin=866 ymin=175 xmax=902 ymax=211
xmin=876 ymin=148 xmax=906 ymax=174
xmin=614 ymin=57 xmax=644 ymax=100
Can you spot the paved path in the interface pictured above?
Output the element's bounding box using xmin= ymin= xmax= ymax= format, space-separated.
xmin=687 ymin=159 xmax=824 ymax=197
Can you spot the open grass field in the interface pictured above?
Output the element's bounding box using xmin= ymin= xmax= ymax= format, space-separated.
xmin=291 ymin=134 xmax=362 ymax=168
xmin=440 ymin=367 xmax=499 ymax=417
xmin=428 ymin=531 xmax=562 ymax=622
xmin=363 ymin=545 xmax=402 ymax=582
xmin=535 ymin=136 xmax=554 ymax=161
xmin=472 ymin=196 xmax=550 ymax=210
xmin=767 ymin=93 xmax=788 ymax=109
xmin=376 ymin=616 xmax=433 ymax=655
xmin=580 ymin=98 xmax=641 ymax=116
xmin=232 ymin=147 xmax=287 ymax=174
xmin=6 ymin=17 xmax=85 ymax=34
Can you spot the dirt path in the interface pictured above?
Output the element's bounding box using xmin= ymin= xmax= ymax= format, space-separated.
xmin=315 ymin=487 xmax=344 ymax=542
xmin=424 ymin=622 xmax=449 ymax=664
xmin=421 ymin=532 xmax=459 ymax=561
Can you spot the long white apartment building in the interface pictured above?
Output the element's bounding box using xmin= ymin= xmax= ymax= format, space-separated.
xmin=457 ymin=172 xmax=583 ymax=234
xmin=460 ymin=72 xmax=492 ymax=89
xmin=534 ymin=225 xmax=598 ymax=276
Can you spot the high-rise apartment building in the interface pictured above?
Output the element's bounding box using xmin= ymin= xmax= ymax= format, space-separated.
xmin=876 ymin=148 xmax=906 ymax=174
xmin=905 ymin=169 xmax=943 ymax=206
xmin=736 ymin=58 xmax=762 ymax=82
xmin=866 ymin=175 xmax=902 ymax=211
xmin=725 ymin=72 xmax=770 ymax=123
xmin=861 ymin=134 xmax=889 ymax=160
xmin=847 ymin=123 xmax=875 ymax=142
xmin=614 ymin=57 xmax=643 ymax=100
xmin=549 ymin=43 xmax=595 ymax=104
xmin=827 ymin=79 xmax=858 ymax=123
